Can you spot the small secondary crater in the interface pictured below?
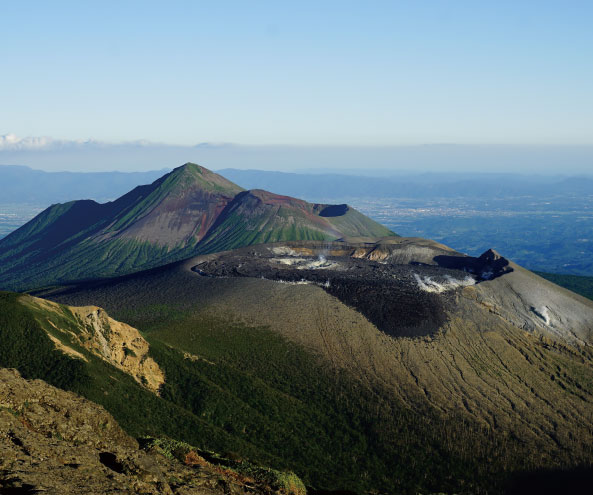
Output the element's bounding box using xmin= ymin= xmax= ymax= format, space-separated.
xmin=319 ymin=204 xmax=349 ymax=217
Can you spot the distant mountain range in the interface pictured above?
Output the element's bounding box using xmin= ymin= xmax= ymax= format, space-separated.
xmin=3 ymin=164 xmax=593 ymax=206
xmin=0 ymin=164 xmax=167 ymax=203
xmin=219 ymin=168 xmax=593 ymax=199
xmin=0 ymin=163 xmax=394 ymax=290
xmin=3 ymin=140 xmax=593 ymax=174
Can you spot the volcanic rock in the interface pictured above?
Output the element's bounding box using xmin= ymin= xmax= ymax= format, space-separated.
xmin=0 ymin=368 xmax=303 ymax=495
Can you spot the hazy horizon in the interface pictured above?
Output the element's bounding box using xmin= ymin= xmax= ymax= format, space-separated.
xmin=2 ymin=140 xmax=593 ymax=175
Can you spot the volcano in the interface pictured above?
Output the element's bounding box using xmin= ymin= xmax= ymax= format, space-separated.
xmin=0 ymin=163 xmax=394 ymax=290
xmin=4 ymin=164 xmax=593 ymax=493
xmin=37 ymin=236 xmax=593 ymax=493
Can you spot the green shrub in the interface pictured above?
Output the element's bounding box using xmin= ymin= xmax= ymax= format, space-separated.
xmin=142 ymin=437 xmax=306 ymax=495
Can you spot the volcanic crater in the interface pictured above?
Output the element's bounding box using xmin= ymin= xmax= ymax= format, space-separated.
xmin=191 ymin=242 xmax=510 ymax=338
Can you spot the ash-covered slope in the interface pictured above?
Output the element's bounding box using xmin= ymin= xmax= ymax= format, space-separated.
xmin=42 ymin=237 xmax=593 ymax=493
xmin=0 ymin=163 xmax=395 ymax=290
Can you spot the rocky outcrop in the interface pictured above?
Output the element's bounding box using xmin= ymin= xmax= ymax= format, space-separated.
xmin=0 ymin=368 xmax=304 ymax=495
xmin=23 ymin=296 xmax=165 ymax=393
xmin=70 ymin=306 xmax=164 ymax=393
xmin=433 ymin=247 xmax=513 ymax=280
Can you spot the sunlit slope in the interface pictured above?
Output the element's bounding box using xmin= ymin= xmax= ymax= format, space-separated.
xmin=198 ymin=189 xmax=394 ymax=253
xmin=0 ymin=163 xmax=396 ymax=290
xmin=43 ymin=238 xmax=593 ymax=493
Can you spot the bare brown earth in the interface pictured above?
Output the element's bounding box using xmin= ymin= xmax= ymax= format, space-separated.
xmin=0 ymin=368 xmax=303 ymax=495
xmin=113 ymin=165 xmax=243 ymax=247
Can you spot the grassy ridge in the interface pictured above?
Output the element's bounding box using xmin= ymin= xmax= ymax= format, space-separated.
xmin=0 ymin=292 xmax=269 ymax=459
xmin=0 ymin=292 xmax=89 ymax=390
xmin=198 ymin=208 xmax=333 ymax=254
xmin=325 ymin=206 xmax=394 ymax=239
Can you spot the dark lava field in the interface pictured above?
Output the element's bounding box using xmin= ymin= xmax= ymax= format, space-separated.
xmin=192 ymin=249 xmax=482 ymax=338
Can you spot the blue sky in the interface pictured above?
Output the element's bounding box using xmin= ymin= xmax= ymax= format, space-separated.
xmin=2 ymin=0 xmax=592 ymax=149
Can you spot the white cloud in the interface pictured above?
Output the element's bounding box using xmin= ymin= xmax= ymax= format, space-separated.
xmin=0 ymin=134 xmax=56 ymax=150
xmin=0 ymin=134 xmax=171 ymax=151
xmin=0 ymin=133 xmax=100 ymax=151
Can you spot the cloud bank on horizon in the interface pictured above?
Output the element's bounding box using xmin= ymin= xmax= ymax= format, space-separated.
xmin=1 ymin=133 xmax=593 ymax=175
xmin=0 ymin=134 xmax=155 ymax=151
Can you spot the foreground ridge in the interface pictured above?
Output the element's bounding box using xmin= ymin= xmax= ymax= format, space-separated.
xmin=0 ymin=368 xmax=305 ymax=495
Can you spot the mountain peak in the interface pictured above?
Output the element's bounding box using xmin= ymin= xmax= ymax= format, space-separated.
xmin=173 ymin=162 xmax=207 ymax=174
xmin=168 ymin=162 xmax=212 ymax=180
xmin=0 ymin=165 xmax=396 ymax=289
xmin=173 ymin=162 xmax=206 ymax=175
xmin=161 ymin=162 xmax=244 ymax=196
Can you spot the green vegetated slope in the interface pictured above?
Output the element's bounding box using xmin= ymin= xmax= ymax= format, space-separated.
xmin=1 ymin=285 xmax=556 ymax=495
xmin=198 ymin=190 xmax=393 ymax=254
xmin=0 ymin=291 xmax=89 ymax=391
xmin=0 ymin=163 xmax=396 ymax=290
xmin=0 ymin=292 xmax=265 ymax=460
xmin=0 ymin=290 xmax=496 ymax=494
xmin=0 ymin=164 xmax=241 ymax=289
xmin=0 ymin=292 xmax=313 ymax=495
xmin=536 ymin=271 xmax=593 ymax=301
